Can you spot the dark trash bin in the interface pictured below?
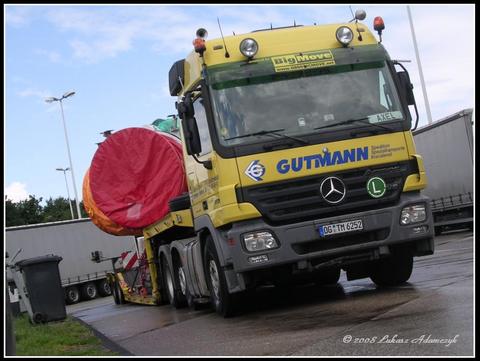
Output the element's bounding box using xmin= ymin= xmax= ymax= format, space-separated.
xmin=15 ymin=255 xmax=66 ymax=324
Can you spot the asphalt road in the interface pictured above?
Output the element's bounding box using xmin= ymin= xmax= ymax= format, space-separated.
xmin=70 ymin=229 xmax=474 ymax=356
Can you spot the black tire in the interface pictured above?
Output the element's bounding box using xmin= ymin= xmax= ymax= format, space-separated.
xmin=65 ymin=286 xmax=80 ymax=304
xmin=113 ymin=279 xmax=125 ymax=305
xmin=186 ymin=286 xmax=201 ymax=311
xmin=169 ymin=193 xmax=191 ymax=211
xmin=162 ymin=256 xmax=187 ymax=309
xmin=80 ymin=282 xmax=98 ymax=300
xmin=112 ymin=281 xmax=120 ymax=304
xmin=370 ymin=253 xmax=414 ymax=287
xmin=204 ymin=237 xmax=241 ymax=317
xmin=434 ymin=226 xmax=442 ymax=236
xmin=97 ymin=279 xmax=112 ymax=297
xmin=314 ymin=267 xmax=341 ymax=286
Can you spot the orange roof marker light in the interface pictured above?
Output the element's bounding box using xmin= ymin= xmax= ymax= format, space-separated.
xmin=373 ymin=16 xmax=385 ymax=43
xmin=193 ymin=28 xmax=208 ymax=57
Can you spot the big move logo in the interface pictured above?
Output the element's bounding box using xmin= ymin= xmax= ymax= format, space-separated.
xmin=245 ymin=160 xmax=265 ymax=182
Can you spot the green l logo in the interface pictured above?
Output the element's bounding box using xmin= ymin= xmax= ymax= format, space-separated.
xmin=367 ymin=177 xmax=386 ymax=198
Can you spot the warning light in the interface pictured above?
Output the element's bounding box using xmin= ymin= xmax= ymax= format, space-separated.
xmin=374 ymin=16 xmax=385 ymax=33
xmin=193 ymin=28 xmax=208 ymax=56
xmin=373 ymin=16 xmax=385 ymax=43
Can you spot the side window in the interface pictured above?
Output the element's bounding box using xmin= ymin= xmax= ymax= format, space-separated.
xmin=193 ymin=96 xmax=212 ymax=156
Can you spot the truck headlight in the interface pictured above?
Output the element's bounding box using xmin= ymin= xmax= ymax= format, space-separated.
xmin=336 ymin=26 xmax=353 ymax=46
xmin=243 ymin=231 xmax=278 ymax=252
xmin=400 ymin=204 xmax=427 ymax=225
xmin=239 ymin=38 xmax=258 ymax=59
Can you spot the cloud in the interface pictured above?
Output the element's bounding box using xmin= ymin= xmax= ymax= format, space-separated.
xmin=42 ymin=5 xmax=307 ymax=63
xmin=35 ymin=49 xmax=62 ymax=63
xmin=46 ymin=6 xmax=193 ymax=63
xmin=5 ymin=182 xmax=29 ymax=202
xmin=5 ymin=6 xmax=33 ymax=27
xmin=16 ymin=87 xmax=63 ymax=111
xmin=17 ymin=87 xmax=51 ymax=100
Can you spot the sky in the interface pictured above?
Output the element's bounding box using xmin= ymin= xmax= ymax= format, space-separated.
xmin=4 ymin=4 xmax=475 ymax=204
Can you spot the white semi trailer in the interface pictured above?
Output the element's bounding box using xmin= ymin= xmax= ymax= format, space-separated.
xmin=6 ymin=218 xmax=136 ymax=304
xmin=413 ymin=108 xmax=474 ymax=234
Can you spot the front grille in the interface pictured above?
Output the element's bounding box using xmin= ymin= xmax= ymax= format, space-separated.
xmin=237 ymin=160 xmax=416 ymax=225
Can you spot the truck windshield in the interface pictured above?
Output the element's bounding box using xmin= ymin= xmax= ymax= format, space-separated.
xmin=210 ymin=62 xmax=405 ymax=146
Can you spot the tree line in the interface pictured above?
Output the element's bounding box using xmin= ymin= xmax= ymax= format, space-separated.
xmin=5 ymin=195 xmax=88 ymax=227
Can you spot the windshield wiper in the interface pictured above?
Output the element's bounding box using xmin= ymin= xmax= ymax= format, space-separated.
xmin=223 ymin=128 xmax=285 ymax=141
xmin=314 ymin=117 xmax=393 ymax=132
xmin=224 ymin=128 xmax=309 ymax=145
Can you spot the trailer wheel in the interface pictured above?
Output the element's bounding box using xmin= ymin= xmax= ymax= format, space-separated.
xmin=80 ymin=282 xmax=98 ymax=300
xmin=204 ymin=238 xmax=241 ymax=317
xmin=112 ymin=279 xmax=125 ymax=305
xmin=65 ymin=286 xmax=80 ymax=304
xmin=314 ymin=267 xmax=341 ymax=286
xmin=370 ymin=252 xmax=413 ymax=287
xmin=97 ymin=279 xmax=112 ymax=297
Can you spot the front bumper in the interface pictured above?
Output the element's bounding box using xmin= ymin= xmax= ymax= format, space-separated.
xmin=226 ymin=192 xmax=434 ymax=274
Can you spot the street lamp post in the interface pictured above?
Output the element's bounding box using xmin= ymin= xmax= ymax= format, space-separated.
xmin=56 ymin=167 xmax=75 ymax=220
xmin=407 ymin=5 xmax=433 ymax=125
xmin=46 ymin=91 xmax=82 ymax=219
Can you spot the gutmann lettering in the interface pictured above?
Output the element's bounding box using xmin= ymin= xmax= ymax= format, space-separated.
xmin=277 ymin=147 xmax=369 ymax=174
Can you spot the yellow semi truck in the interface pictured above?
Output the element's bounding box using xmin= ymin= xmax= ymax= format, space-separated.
xmin=111 ymin=13 xmax=434 ymax=317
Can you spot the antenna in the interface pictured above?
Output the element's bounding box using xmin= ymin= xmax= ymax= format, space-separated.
xmin=349 ymin=5 xmax=355 ymax=22
xmin=217 ymin=17 xmax=230 ymax=58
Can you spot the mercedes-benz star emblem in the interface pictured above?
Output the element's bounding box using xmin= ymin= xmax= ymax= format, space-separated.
xmin=320 ymin=176 xmax=346 ymax=204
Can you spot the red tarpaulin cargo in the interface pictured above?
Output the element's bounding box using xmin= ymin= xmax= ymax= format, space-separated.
xmin=89 ymin=128 xmax=187 ymax=229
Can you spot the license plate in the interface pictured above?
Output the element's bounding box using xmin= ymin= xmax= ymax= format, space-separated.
xmin=318 ymin=219 xmax=363 ymax=237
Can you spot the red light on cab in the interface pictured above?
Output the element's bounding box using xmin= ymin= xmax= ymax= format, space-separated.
xmin=374 ymin=16 xmax=385 ymax=32
xmin=193 ymin=38 xmax=206 ymax=55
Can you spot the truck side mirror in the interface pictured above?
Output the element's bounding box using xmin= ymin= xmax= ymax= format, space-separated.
xmin=397 ymin=71 xmax=416 ymax=106
xmin=180 ymin=94 xmax=202 ymax=155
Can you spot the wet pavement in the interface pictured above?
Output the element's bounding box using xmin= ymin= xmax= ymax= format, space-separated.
xmin=70 ymin=230 xmax=474 ymax=356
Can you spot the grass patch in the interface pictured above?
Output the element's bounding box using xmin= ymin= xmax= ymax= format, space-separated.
xmin=14 ymin=314 xmax=119 ymax=356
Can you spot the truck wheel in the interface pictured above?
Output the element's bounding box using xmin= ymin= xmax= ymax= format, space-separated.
xmin=370 ymin=253 xmax=413 ymax=287
xmin=314 ymin=267 xmax=341 ymax=286
xmin=173 ymin=258 xmax=188 ymax=309
xmin=162 ymin=257 xmax=187 ymax=309
xmin=434 ymin=226 xmax=443 ymax=236
xmin=80 ymin=282 xmax=98 ymax=300
xmin=97 ymin=279 xmax=112 ymax=297
xmin=204 ymin=238 xmax=240 ymax=317
xmin=65 ymin=286 xmax=80 ymax=304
